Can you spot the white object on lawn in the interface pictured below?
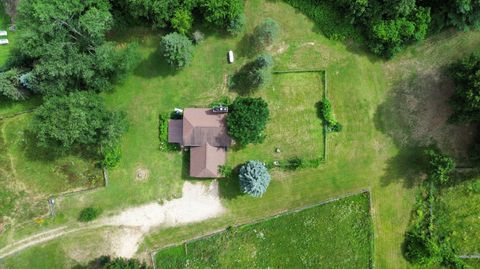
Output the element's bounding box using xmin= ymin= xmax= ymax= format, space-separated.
xmin=0 ymin=31 xmax=7 ymax=36
xmin=0 ymin=39 xmax=9 ymax=45
xmin=174 ymin=108 xmax=183 ymax=114
xmin=228 ymin=50 xmax=234 ymax=63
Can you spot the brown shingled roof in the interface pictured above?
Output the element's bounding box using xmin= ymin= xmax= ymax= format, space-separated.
xmin=190 ymin=143 xmax=226 ymax=178
xmin=183 ymin=108 xmax=231 ymax=147
xmin=168 ymin=119 xmax=183 ymax=144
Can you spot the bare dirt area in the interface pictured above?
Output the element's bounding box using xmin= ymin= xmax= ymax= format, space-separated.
xmin=135 ymin=167 xmax=150 ymax=181
xmin=0 ymin=181 xmax=226 ymax=260
xmin=376 ymin=67 xmax=476 ymax=162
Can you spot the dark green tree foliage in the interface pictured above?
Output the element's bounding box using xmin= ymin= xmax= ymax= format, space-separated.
xmin=171 ymin=9 xmax=193 ymax=35
xmin=230 ymin=54 xmax=274 ymax=94
xmin=403 ymin=149 xmax=466 ymax=268
xmin=425 ymin=149 xmax=455 ymax=185
xmin=112 ymin=0 xmax=243 ymax=34
xmin=0 ymin=68 xmax=27 ymax=101
xmin=160 ymin=32 xmax=194 ymax=69
xmin=449 ymin=53 xmax=480 ymax=123
xmin=318 ymin=98 xmax=342 ymax=132
xmin=74 ymin=256 xmax=151 ymax=269
xmin=32 ymin=92 xmax=128 ymax=151
xmin=14 ymin=0 xmax=137 ymax=96
xmin=239 ymin=160 xmax=271 ymax=197
xmin=102 ymin=145 xmax=122 ymax=168
xmin=226 ymin=97 xmax=270 ymax=146
xmin=420 ymin=0 xmax=480 ymax=31
xmin=338 ymin=0 xmax=431 ymax=57
xmin=253 ymin=18 xmax=280 ymax=50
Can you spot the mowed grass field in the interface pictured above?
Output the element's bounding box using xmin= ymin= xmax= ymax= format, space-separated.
xmin=155 ymin=193 xmax=373 ymax=269
xmin=228 ymin=71 xmax=325 ymax=165
xmin=2 ymin=0 xmax=480 ymax=268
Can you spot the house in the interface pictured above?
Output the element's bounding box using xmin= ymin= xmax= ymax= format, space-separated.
xmin=168 ymin=108 xmax=232 ymax=178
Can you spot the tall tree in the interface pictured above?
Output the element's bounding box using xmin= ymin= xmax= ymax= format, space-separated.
xmin=14 ymin=0 xmax=137 ymax=96
xmin=32 ymin=92 xmax=128 ymax=151
xmin=226 ymin=97 xmax=270 ymax=145
xmin=449 ymin=53 xmax=480 ymax=123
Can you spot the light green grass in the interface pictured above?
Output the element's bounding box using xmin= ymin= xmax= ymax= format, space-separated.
xmin=228 ymin=72 xmax=324 ymax=164
xmin=438 ymin=178 xmax=480 ymax=254
xmin=155 ymin=192 xmax=373 ymax=268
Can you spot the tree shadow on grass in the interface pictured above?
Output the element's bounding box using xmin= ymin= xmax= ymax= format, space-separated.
xmin=133 ymin=46 xmax=179 ymax=79
xmin=219 ymin=164 xmax=243 ymax=200
xmin=380 ymin=146 xmax=427 ymax=188
xmin=235 ymin=33 xmax=257 ymax=59
xmin=374 ymin=68 xmax=478 ymax=187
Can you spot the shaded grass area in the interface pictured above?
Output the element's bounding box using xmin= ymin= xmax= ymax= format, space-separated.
xmin=437 ymin=177 xmax=480 ymax=254
xmin=155 ymin=193 xmax=373 ymax=268
xmin=0 ymin=114 xmax=102 ymax=222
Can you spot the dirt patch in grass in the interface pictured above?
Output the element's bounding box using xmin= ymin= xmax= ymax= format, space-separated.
xmin=376 ymin=68 xmax=476 ymax=161
xmin=135 ymin=167 xmax=150 ymax=181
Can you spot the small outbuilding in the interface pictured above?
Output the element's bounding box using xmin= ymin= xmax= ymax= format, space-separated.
xmin=0 ymin=39 xmax=9 ymax=45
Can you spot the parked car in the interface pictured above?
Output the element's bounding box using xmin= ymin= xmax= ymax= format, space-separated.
xmin=213 ymin=106 xmax=228 ymax=113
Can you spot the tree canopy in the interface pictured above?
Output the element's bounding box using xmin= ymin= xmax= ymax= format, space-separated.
xmin=230 ymin=54 xmax=274 ymax=94
xmin=239 ymin=160 xmax=271 ymax=197
xmin=338 ymin=0 xmax=430 ymax=57
xmin=160 ymin=32 xmax=194 ymax=69
xmin=32 ymin=92 xmax=128 ymax=152
xmin=253 ymin=18 xmax=280 ymax=50
xmin=12 ymin=0 xmax=137 ymax=96
xmin=73 ymin=255 xmax=151 ymax=269
xmin=226 ymin=97 xmax=270 ymax=146
xmin=112 ymin=0 xmax=243 ymax=34
xmin=0 ymin=68 xmax=27 ymax=101
xmin=449 ymin=53 xmax=480 ymax=123
xmin=425 ymin=149 xmax=455 ymax=185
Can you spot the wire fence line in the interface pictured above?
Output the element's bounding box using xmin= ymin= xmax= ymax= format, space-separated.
xmin=148 ymin=188 xmax=375 ymax=269
xmin=273 ymin=69 xmax=329 ymax=161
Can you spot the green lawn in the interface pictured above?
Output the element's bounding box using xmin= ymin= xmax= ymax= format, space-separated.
xmin=228 ymin=71 xmax=325 ymax=165
xmin=155 ymin=192 xmax=373 ymax=269
xmin=2 ymin=0 xmax=480 ymax=268
xmin=438 ymin=177 xmax=480 ymax=255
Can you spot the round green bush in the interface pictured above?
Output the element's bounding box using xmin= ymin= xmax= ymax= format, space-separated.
xmin=78 ymin=207 xmax=101 ymax=222
xmin=253 ymin=18 xmax=280 ymax=49
xmin=160 ymin=32 xmax=194 ymax=69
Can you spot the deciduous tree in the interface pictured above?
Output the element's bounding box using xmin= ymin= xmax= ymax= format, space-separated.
xmin=226 ymin=97 xmax=269 ymax=145
xmin=160 ymin=32 xmax=194 ymax=69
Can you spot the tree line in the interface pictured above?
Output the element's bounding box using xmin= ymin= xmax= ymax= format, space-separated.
xmin=0 ymin=0 xmax=244 ymax=166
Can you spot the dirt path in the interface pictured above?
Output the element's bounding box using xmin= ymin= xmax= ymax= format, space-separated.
xmin=0 ymin=181 xmax=225 ymax=260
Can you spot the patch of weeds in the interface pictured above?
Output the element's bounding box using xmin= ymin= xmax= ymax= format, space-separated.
xmin=159 ymin=113 xmax=181 ymax=152
xmin=78 ymin=207 xmax=102 ymax=222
